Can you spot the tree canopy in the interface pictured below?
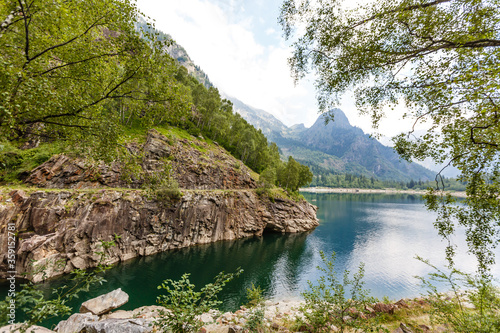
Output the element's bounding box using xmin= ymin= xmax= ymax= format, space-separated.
xmin=0 ymin=0 xmax=314 ymax=191
xmin=280 ymin=0 xmax=500 ymax=272
xmin=0 ymin=0 xmax=188 ymax=159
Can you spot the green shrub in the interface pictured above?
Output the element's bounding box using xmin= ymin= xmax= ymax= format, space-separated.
xmin=298 ymin=251 xmax=386 ymax=333
xmin=156 ymin=268 xmax=243 ymax=333
xmin=246 ymin=283 xmax=265 ymax=308
xmin=258 ymin=167 xmax=276 ymax=189
xmin=244 ymin=306 xmax=266 ymax=333
xmin=417 ymin=256 xmax=500 ymax=333
xmin=144 ymin=163 xmax=182 ymax=202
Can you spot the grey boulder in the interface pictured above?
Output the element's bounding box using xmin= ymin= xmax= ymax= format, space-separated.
xmin=79 ymin=288 xmax=129 ymax=316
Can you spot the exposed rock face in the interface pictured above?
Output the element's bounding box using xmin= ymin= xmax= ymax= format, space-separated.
xmin=0 ymin=189 xmax=318 ymax=282
xmin=25 ymin=129 xmax=256 ymax=190
xmin=55 ymin=313 xmax=99 ymax=333
xmin=80 ymin=289 xmax=129 ymax=316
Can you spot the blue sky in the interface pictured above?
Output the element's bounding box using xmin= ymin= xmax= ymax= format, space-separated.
xmin=136 ymin=0 xmax=415 ymax=137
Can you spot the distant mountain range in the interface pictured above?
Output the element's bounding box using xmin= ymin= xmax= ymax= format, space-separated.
xmin=156 ymin=23 xmax=436 ymax=181
xmin=227 ymin=96 xmax=436 ymax=181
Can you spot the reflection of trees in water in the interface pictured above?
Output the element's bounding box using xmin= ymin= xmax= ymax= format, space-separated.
xmin=303 ymin=192 xmax=425 ymax=204
xmin=15 ymin=232 xmax=313 ymax=321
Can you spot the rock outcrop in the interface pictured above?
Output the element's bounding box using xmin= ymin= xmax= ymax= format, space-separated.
xmin=1 ymin=128 xmax=318 ymax=281
xmin=25 ymin=129 xmax=256 ymax=190
xmin=0 ymin=188 xmax=318 ymax=281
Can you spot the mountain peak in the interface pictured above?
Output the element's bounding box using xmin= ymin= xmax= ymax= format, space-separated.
xmin=312 ymin=109 xmax=351 ymax=129
xmin=290 ymin=123 xmax=306 ymax=131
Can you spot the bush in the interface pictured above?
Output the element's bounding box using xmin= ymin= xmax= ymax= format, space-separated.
xmin=244 ymin=306 xmax=266 ymax=333
xmin=144 ymin=162 xmax=182 ymax=202
xmin=417 ymin=256 xmax=500 ymax=333
xmin=246 ymin=283 xmax=265 ymax=308
xmin=258 ymin=167 xmax=276 ymax=189
xmin=298 ymin=251 xmax=386 ymax=333
xmin=156 ymin=268 xmax=243 ymax=333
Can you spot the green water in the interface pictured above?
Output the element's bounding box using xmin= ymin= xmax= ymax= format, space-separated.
xmin=2 ymin=192 xmax=496 ymax=327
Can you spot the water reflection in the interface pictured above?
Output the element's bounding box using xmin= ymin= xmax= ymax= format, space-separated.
xmin=2 ymin=193 xmax=499 ymax=326
xmin=305 ymin=193 xmax=499 ymax=299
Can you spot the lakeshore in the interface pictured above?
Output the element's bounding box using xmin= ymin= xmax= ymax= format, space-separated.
xmin=0 ymin=288 xmax=447 ymax=333
xmin=300 ymin=187 xmax=467 ymax=198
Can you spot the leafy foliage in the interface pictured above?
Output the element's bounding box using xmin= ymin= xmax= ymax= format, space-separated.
xmin=246 ymin=283 xmax=265 ymax=308
xmin=298 ymin=251 xmax=386 ymax=333
xmin=244 ymin=306 xmax=266 ymax=333
xmin=280 ymin=0 xmax=500 ymax=273
xmin=417 ymin=257 xmax=500 ymax=332
xmin=143 ymin=162 xmax=182 ymax=202
xmin=156 ymin=268 xmax=243 ymax=333
xmin=0 ymin=0 xmax=189 ymax=160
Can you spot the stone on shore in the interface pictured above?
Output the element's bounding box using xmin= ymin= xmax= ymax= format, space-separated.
xmin=79 ymin=289 xmax=129 ymax=316
xmin=0 ymin=324 xmax=54 ymax=333
xmin=83 ymin=318 xmax=153 ymax=333
xmin=54 ymin=313 xmax=98 ymax=333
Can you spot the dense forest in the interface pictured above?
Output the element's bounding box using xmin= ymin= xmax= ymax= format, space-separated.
xmin=309 ymin=172 xmax=466 ymax=191
xmin=0 ymin=1 xmax=312 ymax=193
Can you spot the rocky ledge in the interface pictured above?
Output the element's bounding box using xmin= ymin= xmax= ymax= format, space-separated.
xmin=0 ymin=188 xmax=318 ymax=282
xmin=25 ymin=129 xmax=257 ymax=190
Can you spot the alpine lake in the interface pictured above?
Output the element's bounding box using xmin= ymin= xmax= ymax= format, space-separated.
xmin=2 ymin=192 xmax=499 ymax=326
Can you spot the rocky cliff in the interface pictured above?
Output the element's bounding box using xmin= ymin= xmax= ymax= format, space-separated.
xmin=25 ymin=129 xmax=256 ymax=190
xmin=0 ymin=128 xmax=318 ymax=282
xmin=0 ymin=188 xmax=317 ymax=282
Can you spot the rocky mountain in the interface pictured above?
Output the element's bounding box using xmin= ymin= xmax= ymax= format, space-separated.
xmin=0 ymin=129 xmax=318 ymax=282
xmin=153 ymin=23 xmax=434 ymax=181
xmin=137 ymin=18 xmax=213 ymax=88
xmin=229 ymin=101 xmax=435 ymax=181
xmin=227 ymin=96 xmax=288 ymax=137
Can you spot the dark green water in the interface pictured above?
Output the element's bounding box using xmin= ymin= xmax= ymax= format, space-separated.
xmin=2 ymin=192 xmax=496 ymax=327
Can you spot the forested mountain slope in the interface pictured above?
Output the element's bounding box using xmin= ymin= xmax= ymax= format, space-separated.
xmin=229 ymin=102 xmax=435 ymax=181
xmin=138 ymin=16 xmax=433 ymax=182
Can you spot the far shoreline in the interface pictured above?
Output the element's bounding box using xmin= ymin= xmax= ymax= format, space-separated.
xmin=300 ymin=187 xmax=467 ymax=198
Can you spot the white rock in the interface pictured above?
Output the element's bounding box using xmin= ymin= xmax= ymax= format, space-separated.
xmin=79 ymin=288 xmax=129 ymax=315
xmin=83 ymin=318 xmax=152 ymax=333
xmin=55 ymin=313 xmax=98 ymax=333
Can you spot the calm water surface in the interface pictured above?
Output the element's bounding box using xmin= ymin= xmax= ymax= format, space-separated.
xmin=2 ymin=193 xmax=498 ymax=326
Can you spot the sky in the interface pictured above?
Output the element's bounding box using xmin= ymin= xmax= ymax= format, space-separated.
xmin=136 ymin=0 xmax=417 ymax=138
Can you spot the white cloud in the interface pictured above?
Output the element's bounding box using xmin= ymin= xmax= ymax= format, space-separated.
xmin=137 ymin=0 xmax=320 ymax=127
xmin=137 ymin=0 xmax=420 ymax=136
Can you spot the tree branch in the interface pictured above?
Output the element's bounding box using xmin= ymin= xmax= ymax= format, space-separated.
xmin=24 ymin=13 xmax=109 ymax=65
xmin=0 ymin=5 xmax=21 ymax=35
xmin=34 ymin=50 xmax=128 ymax=77
xmin=349 ymin=0 xmax=452 ymax=31
xmin=470 ymin=125 xmax=499 ymax=147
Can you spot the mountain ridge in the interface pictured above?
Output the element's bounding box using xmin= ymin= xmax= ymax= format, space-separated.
xmin=228 ymin=100 xmax=435 ymax=181
xmin=156 ymin=25 xmax=436 ymax=182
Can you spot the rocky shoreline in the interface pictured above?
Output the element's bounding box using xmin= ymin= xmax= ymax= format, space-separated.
xmin=0 ymin=188 xmax=318 ymax=282
xmin=300 ymin=187 xmax=467 ymax=198
xmin=0 ymin=288 xmax=449 ymax=333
